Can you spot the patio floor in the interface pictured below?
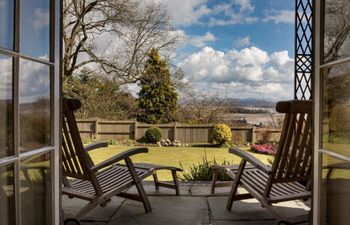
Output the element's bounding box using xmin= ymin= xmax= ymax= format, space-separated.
xmin=63 ymin=182 xmax=310 ymax=225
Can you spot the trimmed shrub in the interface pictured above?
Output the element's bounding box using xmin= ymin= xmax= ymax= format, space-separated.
xmin=211 ymin=124 xmax=232 ymax=146
xmin=145 ymin=127 xmax=162 ymax=143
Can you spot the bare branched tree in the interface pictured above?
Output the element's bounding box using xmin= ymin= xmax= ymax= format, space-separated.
xmin=179 ymin=92 xmax=230 ymax=124
xmin=63 ymin=0 xmax=181 ymax=86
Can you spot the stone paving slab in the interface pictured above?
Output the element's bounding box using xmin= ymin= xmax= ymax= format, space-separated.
xmin=62 ymin=195 xmax=124 ymax=222
xmin=188 ymin=183 xmax=231 ymax=196
xmin=214 ymin=220 xmax=277 ymax=225
xmin=208 ymin=196 xmax=309 ymax=224
xmin=63 ymin=183 xmax=310 ymax=225
xmin=208 ymin=197 xmax=275 ymax=221
xmin=208 ymin=197 xmax=307 ymax=221
xmin=127 ymin=181 xmax=232 ymax=196
xmin=81 ymin=222 xmax=106 ymax=225
xmin=127 ymin=181 xmax=192 ymax=196
xmin=108 ymin=196 xmax=209 ymax=225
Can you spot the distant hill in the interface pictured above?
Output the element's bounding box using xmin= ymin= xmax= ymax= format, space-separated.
xmin=179 ymin=97 xmax=276 ymax=108
xmin=225 ymin=98 xmax=276 ymax=108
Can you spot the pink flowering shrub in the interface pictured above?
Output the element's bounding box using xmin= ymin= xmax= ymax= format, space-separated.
xmin=251 ymin=144 xmax=276 ymax=155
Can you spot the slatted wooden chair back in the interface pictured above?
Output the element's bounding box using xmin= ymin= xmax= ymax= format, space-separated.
xmin=62 ymin=98 xmax=102 ymax=194
xmin=265 ymin=100 xmax=313 ymax=195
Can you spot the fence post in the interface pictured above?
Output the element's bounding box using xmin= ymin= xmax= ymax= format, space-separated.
xmin=251 ymin=126 xmax=256 ymax=143
xmin=134 ymin=120 xmax=138 ymax=141
xmin=94 ymin=119 xmax=99 ymax=141
xmin=173 ymin=123 xmax=177 ymax=141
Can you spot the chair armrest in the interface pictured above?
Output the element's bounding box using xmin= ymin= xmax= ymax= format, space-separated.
xmin=229 ymin=147 xmax=271 ymax=173
xmin=84 ymin=142 xmax=108 ymax=152
xmin=91 ymin=147 xmax=149 ymax=171
xmin=324 ymin=163 xmax=350 ymax=170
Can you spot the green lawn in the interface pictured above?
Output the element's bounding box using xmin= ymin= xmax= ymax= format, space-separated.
xmin=88 ymin=145 xmax=271 ymax=181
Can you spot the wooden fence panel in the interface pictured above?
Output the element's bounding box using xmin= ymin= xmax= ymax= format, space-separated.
xmin=76 ymin=119 xmax=282 ymax=144
xmin=76 ymin=120 xmax=95 ymax=140
xmin=98 ymin=120 xmax=135 ymax=141
xmin=254 ymin=128 xmax=282 ymax=143
xmin=231 ymin=128 xmax=252 ymax=143
xmin=175 ymin=126 xmax=212 ymax=143
xmin=136 ymin=125 xmax=174 ymax=141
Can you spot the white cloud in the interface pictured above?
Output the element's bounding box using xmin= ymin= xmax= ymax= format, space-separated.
xmin=33 ymin=8 xmax=50 ymax=29
xmin=233 ymin=0 xmax=255 ymax=12
xmin=159 ymin=0 xmax=211 ymax=25
xmin=271 ymin=51 xmax=292 ymax=65
xmin=178 ymin=46 xmax=294 ymax=100
xmin=208 ymin=0 xmax=258 ymax=26
xmin=154 ymin=0 xmax=257 ymax=26
xmin=188 ymin=32 xmax=216 ymax=48
xmin=0 ymin=0 xmax=7 ymax=7
xmin=263 ymin=10 xmax=295 ymax=24
xmin=235 ymin=36 xmax=251 ymax=48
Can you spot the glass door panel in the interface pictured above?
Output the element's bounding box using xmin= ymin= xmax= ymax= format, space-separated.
xmin=20 ymin=0 xmax=50 ymax=59
xmin=323 ymin=0 xmax=350 ymax=63
xmin=0 ymin=0 xmax=60 ymax=224
xmin=19 ymin=59 xmax=51 ymax=152
xmin=0 ymin=55 xmax=14 ymax=158
xmin=20 ymin=152 xmax=52 ymax=225
xmin=0 ymin=164 xmax=15 ymax=225
xmin=320 ymin=155 xmax=350 ymax=225
xmin=322 ymin=61 xmax=350 ymax=157
xmin=0 ymin=0 xmax=14 ymax=50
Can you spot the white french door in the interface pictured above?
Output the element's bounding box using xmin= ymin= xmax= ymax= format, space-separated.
xmin=314 ymin=0 xmax=350 ymax=224
xmin=0 ymin=0 xmax=61 ymax=224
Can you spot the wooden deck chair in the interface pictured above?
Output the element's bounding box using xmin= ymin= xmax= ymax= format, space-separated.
xmin=61 ymin=98 xmax=182 ymax=223
xmin=225 ymin=100 xmax=313 ymax=224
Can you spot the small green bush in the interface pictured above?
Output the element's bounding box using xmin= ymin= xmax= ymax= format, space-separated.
xmin=107 ymin=139 xmax=118 ymax=145
xmin=82 ymin=137 xmax=93 ymax=145
xmin=211 ymin=124 xmax=232 ymax=146
xmin=145 ymin=127 xmax=162 ymax=143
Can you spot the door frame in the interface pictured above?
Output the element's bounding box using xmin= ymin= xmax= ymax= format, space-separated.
xmin=313 ymin=0 xmax=350 ymax=224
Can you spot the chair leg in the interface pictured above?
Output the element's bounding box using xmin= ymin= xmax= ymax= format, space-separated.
xmin=153 ymin=173 xmax=160 ymax=191
xmin=64 ymin=218 xmax=80 ymax=225
xmin=171 ymin=170 xmax=180 ymax=196
xmin=125 ymin=158 xmax=152 ymax=213
xmin=264 ymin=203 xmax=283 ymax=221
xmin=226 ymin=160 xmax=246 ymax=211
xmin=75 ymin=200 xmax=100 ymax=220
xmin=211 ymin=168 xmax=219 ymax=194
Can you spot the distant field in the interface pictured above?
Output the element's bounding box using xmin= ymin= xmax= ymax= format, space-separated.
xmin=222 ymin=112 xmax=283 ymax=125
xmin=88 ymin=145 xmax=271 ymax=181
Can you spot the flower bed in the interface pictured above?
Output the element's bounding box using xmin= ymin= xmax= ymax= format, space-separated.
xmin=251 ymin=143 xmax=276 ymax=155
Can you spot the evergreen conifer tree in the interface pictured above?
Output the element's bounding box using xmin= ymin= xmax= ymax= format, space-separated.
xmin=137 ymin=48 xmax=179 ymax=124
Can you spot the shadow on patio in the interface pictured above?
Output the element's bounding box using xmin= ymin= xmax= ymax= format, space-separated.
xmin=63 ymin=182 xmax=310 ymax=225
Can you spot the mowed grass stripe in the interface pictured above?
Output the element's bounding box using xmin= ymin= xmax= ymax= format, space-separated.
xmin=88 ymin=146 xmax=270 ymax=181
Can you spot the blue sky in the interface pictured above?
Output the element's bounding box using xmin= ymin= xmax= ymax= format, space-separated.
xmin=177 ymin=0 xmax=294 ymax=56
xmin=159 ymin=0 xmax=296 ymax=100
